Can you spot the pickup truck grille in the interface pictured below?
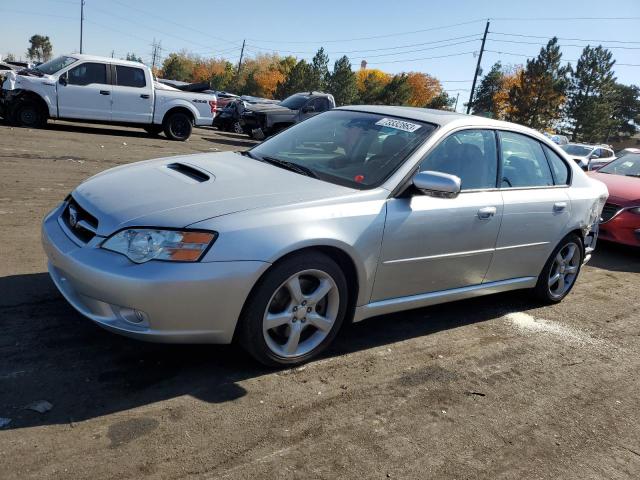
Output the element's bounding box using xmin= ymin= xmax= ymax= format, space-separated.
xmin=600 ymin=203 xmax=621 ymax=223
xmin=62 ymin=197 xmax=99 ymax=243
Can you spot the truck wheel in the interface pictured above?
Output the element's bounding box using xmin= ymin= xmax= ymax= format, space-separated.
xmin=144 ymin=125 xmax=163 ymax=136
xmin=232 ymin=121 xmax=244 ymax=134
xmin=163 ymin=112 xmax=192 ymax=141
xmin=15 ymin=101 xmax=47 ymax=128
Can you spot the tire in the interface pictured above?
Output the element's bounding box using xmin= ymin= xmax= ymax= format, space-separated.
xmin=15 ymin=101 xmax=47 ymax=128
xmin=238 ymin=251 xmax=349 ymax=367
xmin=144 ymin=125 xmax=163 ymax=136
xmin=232 ymin=121 xmax=244 ymax=134
xmin=163 ymin=112 xmax=193 ymax=141
xmin=533 ymin=233 xmax=584 ymax=304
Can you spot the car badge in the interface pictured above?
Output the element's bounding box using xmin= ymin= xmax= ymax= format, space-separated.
xmin=69 ymin=205 xmax=78 ymax=228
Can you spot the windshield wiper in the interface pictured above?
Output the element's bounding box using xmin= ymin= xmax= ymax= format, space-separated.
xmin=260 ymin=156 xmax=318 ymax=178
xmin=625 ymin=173 xmax=640 ymax=177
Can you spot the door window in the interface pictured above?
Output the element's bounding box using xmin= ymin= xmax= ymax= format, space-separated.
xmin=420 ymin=129 xmax=498 ymax=190
xmin=499 ymin=131 xmax=554 ymax=188
xmin=115 ymin=65 xmax=146 ymax=88
xmin=308 ymin=97 xmax=330 ymax=112
xmin=67 ymin=62 xmax=107 ymax=86
xmin=542 ymin=144 xmax=570 ymax=185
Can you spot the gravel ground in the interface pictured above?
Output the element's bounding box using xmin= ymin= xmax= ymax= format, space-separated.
xmin=0 ymin=121 xmax=639 ymax=480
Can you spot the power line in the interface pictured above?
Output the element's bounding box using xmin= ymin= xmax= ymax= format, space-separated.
xmin=368 ymin=51 xmax=476 ymax=65
xmin=245 ymin=19 xmax=487 ymax=44
xmin=0 ymin=8 xmax=76 ymax=20
xmin=491 ymin=16 xmax=640 ymax=21
xmin=490 ymin=31 xmax=640 ymax=45
xmin=488 ymin=38 xmax=640 ymax=50
xmin=484 ymin=49 xmax=640 ymax=66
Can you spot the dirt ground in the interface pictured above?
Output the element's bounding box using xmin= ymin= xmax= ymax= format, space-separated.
xmin=0 ymin=120 xmax=639 ymax=480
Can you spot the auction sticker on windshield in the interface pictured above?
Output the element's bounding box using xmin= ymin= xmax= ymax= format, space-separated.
xmin=375 ymin=117 xmax=422 ymax=133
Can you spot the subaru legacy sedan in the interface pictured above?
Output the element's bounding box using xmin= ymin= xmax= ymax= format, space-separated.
xmin=42 ymin=107 xmax=608 ymax=366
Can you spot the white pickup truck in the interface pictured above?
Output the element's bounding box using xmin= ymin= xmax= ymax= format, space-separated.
xmin=0 ymin=54 xmax=217 ymax=141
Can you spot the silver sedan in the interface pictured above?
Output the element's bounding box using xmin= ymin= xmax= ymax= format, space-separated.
xmin=42 ymin=106 xmax=608 ymax=366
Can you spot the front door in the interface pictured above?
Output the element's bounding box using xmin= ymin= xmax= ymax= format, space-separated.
xmin=57 ymin=62 xmax=111 ymax=120
xmin=372 ymin=129 xmax=503 ymax=301
xmin=484 ymin=131 xmax=572 ymax=282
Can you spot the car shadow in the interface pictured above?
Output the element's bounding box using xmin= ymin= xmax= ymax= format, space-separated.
xmin=587 ymin=240 xmax=640 ymax=273
xmin=0 ymin=271 xmax=537 ymax=430
xmin=202 ymin=136 xmax=258 ymax=149
xmin=43 ymin=122 xmax=153 ymax=139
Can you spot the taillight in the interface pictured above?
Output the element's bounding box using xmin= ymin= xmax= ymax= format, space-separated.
xmin=208 ymin=100 xmax=217 ymax=114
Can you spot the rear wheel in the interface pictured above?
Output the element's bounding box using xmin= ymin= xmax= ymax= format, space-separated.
xmin=534 ymin=234 xmax=583 ymax=303
xmin=15 ymin=101 xmax=47 ymax=128
xmin=232 ymin=120 xmax=244 ymax=134
xmin=238 ymin=252 xmax=348 ymax=367
xmin=163 ymin=112 xmax=193 ymax=141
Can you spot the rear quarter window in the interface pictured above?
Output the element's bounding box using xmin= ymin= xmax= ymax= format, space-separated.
xmin=115 ymin=65 xmax=146 ymax=88
xmin=542 ymin=144 xmax=570 ymax=185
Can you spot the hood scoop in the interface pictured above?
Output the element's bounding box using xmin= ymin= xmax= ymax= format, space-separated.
xmin=165 ymin=162 xmax=212 ymax=183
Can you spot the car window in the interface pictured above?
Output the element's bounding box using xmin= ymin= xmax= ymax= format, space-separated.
xmin=309 ymin=97 xmax=330 ymax=112
xmin=602 ymin=149 xmax=613 ymax=158
xmin=499 ymin=131 xmax=554 ymax=188
xmin=542 ymin=144 xmax=570 ymax=185
xmin=67 ymin=62 xmax=107 ymax=86
xmin=115 ymin=65 xmax=146 ymax=88
xmin=420 ymin=129 xmax=498 ymax=190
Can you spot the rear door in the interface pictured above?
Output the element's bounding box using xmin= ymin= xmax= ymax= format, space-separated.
xmin=57 ymin=62 xmax=111 ymax=120
xmin=111 ymin=64 xmax=153 ymax=123
xmin=484 ymin=131 xmax=571 ymax=282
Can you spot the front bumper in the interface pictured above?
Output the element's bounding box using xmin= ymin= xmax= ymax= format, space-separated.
xmin=599 ymin=211 xmax=640 ymax=247
xmin=41 ymin=203 xmax=270 ymax=343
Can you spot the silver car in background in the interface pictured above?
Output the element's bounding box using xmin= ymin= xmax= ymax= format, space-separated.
xmin=42 ymin=106 xmax=608 ymax=366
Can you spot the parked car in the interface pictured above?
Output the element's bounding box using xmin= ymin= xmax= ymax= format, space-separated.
xmin=1 ymin=54 xmax=217 ymax=140
xmin=241 ymin=91 xmax=335 ymax=139
xmin=209 ymin=90 xmax=239 ymax=109
xmin=212 ymin=98 xmax=246 ymax=133
xmin=543 ymin=132 xmax=569 ymax=145
xmin=560 ymin=143 xmax=615 ymax=170
xmin=616 ymin=147 xmax=640 ymax=157
xmin=42 ymin=106 xmax=607 ymax=366
xmin=587 ymin=153 xmax=640 ymax=247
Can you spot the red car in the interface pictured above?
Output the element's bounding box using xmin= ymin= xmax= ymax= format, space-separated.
xmin=588 ymin=153 xmax=640 ymax=247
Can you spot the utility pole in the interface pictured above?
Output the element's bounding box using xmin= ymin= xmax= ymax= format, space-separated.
xmin=466 ymin=19 xmax=490 ymax=114
xmin=111 ymin=50 xmax=114 ymax=58
xmin=454 ymin=92 xmax=460 ymax=112
xmin=150 ymin=39 xmax=162 ymax=72
xmin=237 ymin=39 xmax=245 ymax=75
xmin=80 ymin=0 xmax=85 ymax=54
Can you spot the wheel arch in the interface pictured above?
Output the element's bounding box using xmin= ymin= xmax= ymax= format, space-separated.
xmin=11 ymin=90 xmax=50 ymax=120
xmin=162 ymin=105 xmax=196 ymax=125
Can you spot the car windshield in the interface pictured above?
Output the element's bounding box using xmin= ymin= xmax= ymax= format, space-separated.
xmin=35 ymin=56 xmax=77 ymax=75
xmin=561 ymin=145 xmax=592 ymax=156
xmin=248 ymin=110 xmax=437 ymax=189
xmin=597 ymin=154 xmax=640 ymax=177
xmin=279 ymin=94 xmax=310 ymax=110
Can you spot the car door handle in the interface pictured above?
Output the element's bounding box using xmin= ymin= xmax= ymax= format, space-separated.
xmin=477 ymin=207 xmax=497 ymax=219
xmin=553 ymin=202 xmax=567 ymax=212
xmin=140 ymin=94 xmax=150 ymax=99
xmin=99 ymin=90 xmax=110 ymax=95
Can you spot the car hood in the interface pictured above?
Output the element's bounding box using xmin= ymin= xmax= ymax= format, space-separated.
xmin=244 ymin=103 xmax=295 ymax=114
xmin=2 ymin=70 xmax=54 ymax=91
xmin=587 ymin=171 xmax=640 ymax=205
xmin=72 ymin=152 xmax=354 ymax=236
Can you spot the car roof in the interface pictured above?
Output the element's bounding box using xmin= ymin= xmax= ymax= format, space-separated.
xmin=65 ymin=53 xmax=148 ymax=68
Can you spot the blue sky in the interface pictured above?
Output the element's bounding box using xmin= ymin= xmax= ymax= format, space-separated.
xmin=2 ymin=0 xmax=639 ymax=111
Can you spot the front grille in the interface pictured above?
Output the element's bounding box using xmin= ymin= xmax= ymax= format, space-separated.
xmin=62 ymin=197 xmax=99 ymax=243
xmin=600 ymin=203 xmax=621 ymax=223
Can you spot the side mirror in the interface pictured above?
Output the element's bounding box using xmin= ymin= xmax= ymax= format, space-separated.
xmin=413 ymin=170 xmax=461 ymax=198
xmin=58 ymin=75 xmax=67 ymax=86
xmin=589 ymin=152 xmax=600 ymax=159
xmin=302 ymin=105 xmax=315 ymax=113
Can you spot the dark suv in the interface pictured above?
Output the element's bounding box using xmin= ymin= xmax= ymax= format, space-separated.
xmin=240 ymin=91 xmax=335 ymax=139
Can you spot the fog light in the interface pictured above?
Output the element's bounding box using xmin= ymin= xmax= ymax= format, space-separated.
xmin=134 ymin=310 xmax=146 ymax=323
xmin=116 ymin=307 xmax=149 ymax=326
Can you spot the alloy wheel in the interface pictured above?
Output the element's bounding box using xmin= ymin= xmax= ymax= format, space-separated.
xmin=262 ymin=269 xmax=339 ymax=359
xmin=548 ymin=242 xmax=580 ymax=299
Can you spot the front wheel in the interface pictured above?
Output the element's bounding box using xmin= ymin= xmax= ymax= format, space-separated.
xmin=238 ymin=252 xmax=349 ymax=367
xmin=15 ymin=101 xmax=47 ymax=128
xmin=163 ymin=112 xmax=193 ymax=141
xmin=232 ymin=120 xmax=244 ymax=134
xmin=533 ymin=234 xmax=583 ymax=304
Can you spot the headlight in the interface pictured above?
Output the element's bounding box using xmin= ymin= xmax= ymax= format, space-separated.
xmin=629 ymin=207 xmax=640 ymax=215
xmin=102 ymin=229 xmax=217 ymax=264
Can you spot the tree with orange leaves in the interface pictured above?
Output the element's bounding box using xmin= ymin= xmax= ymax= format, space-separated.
xmin=406 ymin=72 xmax=443 ymax=107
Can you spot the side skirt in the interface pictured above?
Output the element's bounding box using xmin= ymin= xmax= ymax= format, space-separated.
xmin=353 ymin=277 xmax=537 ymax=322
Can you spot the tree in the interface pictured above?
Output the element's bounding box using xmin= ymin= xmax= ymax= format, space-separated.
xmin=275 ymin=59 xmax=312 ymax=98
xmin=471 ymin=62 xmax=504 ymax=116
xmin=356 ymin=69 xmax=390 ymax=104
xmin=506 ymin=37 xmax=570 ymax=130
xmin=378 ymin=73 xmax=412 ymax=105
xmin=608 ymin=83 xmax=640 ymax=139
xmin=425 ymin=91 xmax=455 ymax=110
xmin=565 ymin=45 xmax=617 ymax=142
xmin=309 ymin=47 xmax=330 ymax=91
xmin=406 ymin=72 xmax=443 ymax=107
xmin=492 ymin=68 xmax=522 ymax=120
xmin=125 ymin=52 xmax=143 ymax=63
xmin=160 ymin=52 xmax=194 ymax=81
xmin=327 ymin=56 xmax=357 ymax=106
xmin=26 ymin=35 xmax=53 ymax=62
xmin=5 ymin=53 xmax=16 ymax=62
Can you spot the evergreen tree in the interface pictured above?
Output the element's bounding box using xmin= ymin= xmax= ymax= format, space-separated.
xmin=471 ymin=62 xmax=504 ymax=117
xmin=565 ymin=45 xmax=617 ymax=142
xmin=309 ymin=47 xmax=330 ymax=91
xmin=26 ymin=35 xmax=53 ymax=62
xmin=608 ymin=83 xmax=640 ymax=139
xmin=357 ymin=70 xmax=389 ymax=104
xmin=275 ymin=60 xmax=312 ymax=98
xmin=125 ymin=53 xmax=143 ymax=63
xmin=425 ymin=91 xmax=455 ymax=110
xmin=327 ymin=56 xmax=357 ymax=106
xmin=378 ymin=74 xmax=412 ymax=105
xmin=507 ymin=37 xmax=570 ymax=130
